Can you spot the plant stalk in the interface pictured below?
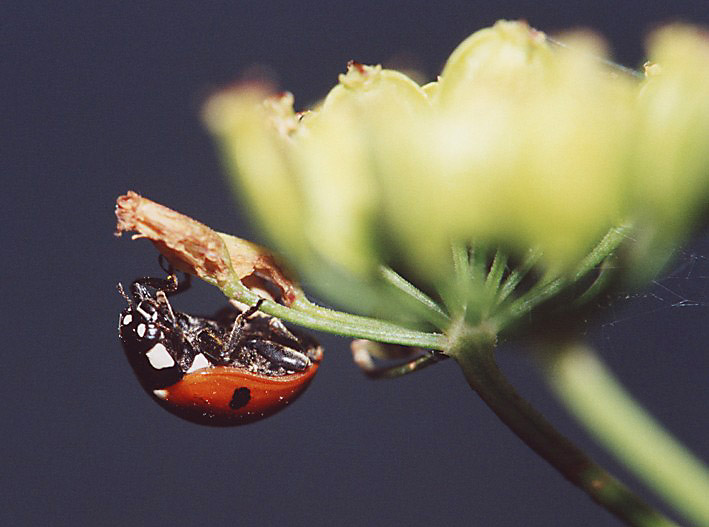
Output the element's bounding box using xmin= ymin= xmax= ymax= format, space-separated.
xmin=450 ymin=328 xmax=678 ymax=527
xmin=542 ymin=341 xmax=709 ymax=526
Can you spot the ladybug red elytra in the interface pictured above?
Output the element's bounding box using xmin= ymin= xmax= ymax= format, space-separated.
xmin=117 ymin=263 xmax=322 ymax=426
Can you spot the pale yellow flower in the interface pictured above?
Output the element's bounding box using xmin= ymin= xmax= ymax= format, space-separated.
xmin=205 ymin=20 xmax=709 ymax=321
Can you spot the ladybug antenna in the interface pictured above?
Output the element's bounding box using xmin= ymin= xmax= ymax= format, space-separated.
xmin=117 ymin=282 xmax=133 ymax=305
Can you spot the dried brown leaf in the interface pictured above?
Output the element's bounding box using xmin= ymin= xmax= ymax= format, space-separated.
xmin=115 ymin=191 xmax=298 ymax=304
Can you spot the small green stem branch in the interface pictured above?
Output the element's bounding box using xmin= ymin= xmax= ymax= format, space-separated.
xmin=542 ymin=341 xmax=709 ymax=526
xmin=449 ymin=325 xmax=678 ymax=527
xmin=221 ymin=278 xmax=448 ymax=349
xmin=492 ymin=225 xmax=631 ymax=329
xmin=379 ymin=265 xmax=450 ymax=328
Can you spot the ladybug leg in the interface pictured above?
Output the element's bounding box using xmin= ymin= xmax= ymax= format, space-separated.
xmin=238 ymin=300 xmax=311 ymax=371
xmin=120 ymin=257 xmax=191 ymax=310
xmin=219 ymin=299 xmax=266 ymax=360
xmin=130 ymin=258 xmax=192 ymax=303
xmin=158 ymin=255 xmax=192 ymax=295
xmin=203 ymin=298 xmax=310 ymax=371
xmin=235 ymin=298 xmax=265 ymax=325
xmin=246 ymin=339 xmax=310 ymax=372
xmin=155 ymin=289 xmax=176 ymax=322
xmin=130 ymin=274 xmax=177 ymax=297
xmin=351 ymin=340 xmax=448 ymax=379
xmin=193 ymin=328 xmax=231 ymax=364
xmin=266 ymin=316 xmax=301 ymax=342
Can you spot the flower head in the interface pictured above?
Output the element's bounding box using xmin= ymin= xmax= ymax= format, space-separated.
xmin=204 ymin=20 xmax=709 ymax=331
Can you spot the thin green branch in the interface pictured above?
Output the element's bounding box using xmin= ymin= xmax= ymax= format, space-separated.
xmin=572 ymin=261 xmax=614 ymax=308
xmin=451 ymin=242 xmax=472 ymax=279
xmin=449 ymin=328 xmax=679 ymax=527
xmin=542 ymin=342 xmax=709 ymax=526
xmin=495 ymin=247 xmax=541 ymax=306
xmin=221 ymin=278 xmax=447 ymax=350
xmin=379 ymin=265 xmax=450 ymax=329
xmin=485 ymin=249 xmax=508 ymax=295
xmin=469 ymin=243 xmax=488 ymax=285
xmin=494 ymin=225 xmax=631 ymax=328
xmin=495 ymin=273 xmax=566 ymax=326
xmin=571 ymin=225 xmax=631 ymax=282
xmin=445 ymin=242 xmax=472 ymax=316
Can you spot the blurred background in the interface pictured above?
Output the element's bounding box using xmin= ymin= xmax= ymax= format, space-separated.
xmin=3 ymin=2 xmax=708 ymax=525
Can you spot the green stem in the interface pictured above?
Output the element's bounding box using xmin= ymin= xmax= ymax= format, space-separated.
xmin=449 ymin=326 xmax=678 ymax=527
xmin=484 ymin=249 xmax=508 ymax=296
xmin=542 ymin=341 xmax=709 ymax=526
xmin=495 ymin=247 xmax=541 ymax=306
xmin=492 ymin=225 xmax=631 ymax=328
xmin=221 ymin=278 xmax=447 ymax=349
xmin=469 ymin=243 xmax=488 ymax=285
xmin=444 ymin=242 xmax=473 ymax=316
xmin=571 ymin=260 xmax=614 ymax=309
xmin=570 ymin=225 xmax=631 ymax=282
xmin=379 ymin=265 xmax=450 ymax=329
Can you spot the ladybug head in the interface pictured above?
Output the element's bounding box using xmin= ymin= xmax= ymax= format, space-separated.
xmin=117 ymin=280 xmax=183 ymax=389
xmin=117 ymin=281 xmax=165 ymax=345
xmin=119 ymin=302 xmax=163 ymax=345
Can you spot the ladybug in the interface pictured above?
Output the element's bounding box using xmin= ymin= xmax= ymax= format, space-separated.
xmin=117 ymin=264 xmax=322 ymax=426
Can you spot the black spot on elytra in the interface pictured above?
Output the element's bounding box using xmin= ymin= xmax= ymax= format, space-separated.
xmin=229 ymin=387 xmax=251 ymax=410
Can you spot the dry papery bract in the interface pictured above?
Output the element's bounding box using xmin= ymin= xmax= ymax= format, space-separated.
xmin=115 ymin=191 xmax=298 ymax=305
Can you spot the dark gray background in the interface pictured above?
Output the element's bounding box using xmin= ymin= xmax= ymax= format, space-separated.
xmin=3 ymin=2 xmax=708 ymax=526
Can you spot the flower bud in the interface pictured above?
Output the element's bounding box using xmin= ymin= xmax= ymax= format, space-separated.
xmin=205 ymin=20 xmax=709 ymax=324
xmin=627 ymin=25 xmax=709 ymax=280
